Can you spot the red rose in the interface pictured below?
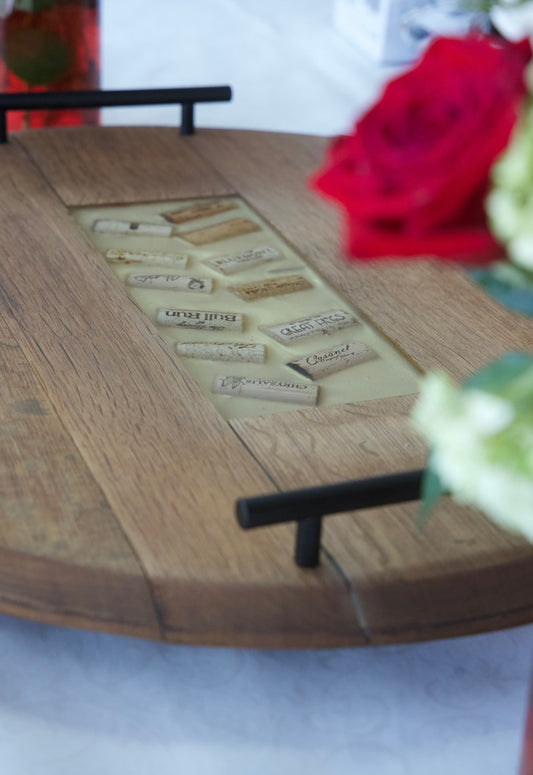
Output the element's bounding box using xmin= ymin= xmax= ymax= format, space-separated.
xmin=310 ymin=35 xmax=531 ymax=264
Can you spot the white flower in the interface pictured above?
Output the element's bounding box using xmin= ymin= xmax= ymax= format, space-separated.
xmin=506 ymin=234 xmax=533 ymax=270
xmin=413 ymin=373 xmax=513 ymax=443
xmin=412 ymin=360 xmax=533 ymax=541
xmin=488 ymin=99 xmax=533 ymax=272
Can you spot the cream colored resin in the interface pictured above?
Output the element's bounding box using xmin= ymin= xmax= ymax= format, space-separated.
xmin=73 ymin=195 xmax=420 ymax=419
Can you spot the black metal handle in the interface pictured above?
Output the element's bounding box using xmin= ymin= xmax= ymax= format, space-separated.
xmin=236 ymin=469 xmax=425 ymax=568
xmin=0 ymin=85 xmax=232 ymax=142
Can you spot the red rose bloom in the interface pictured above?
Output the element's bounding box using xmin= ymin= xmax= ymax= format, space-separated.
xmin=311 ymin=35 xmax=532 ymax=264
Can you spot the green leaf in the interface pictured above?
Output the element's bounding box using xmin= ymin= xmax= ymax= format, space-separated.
xmin=6 ymin=27 xmax=70 ymax=86
xmin=464 ymin=352 xmax=533 ymax=394
xmin=491 ymin=263 xmax=533 ymax=290
xmin=469 ymin=264 xmax=533 ymax=319
xmin=417 ymin=463 xmax=444 ymax=528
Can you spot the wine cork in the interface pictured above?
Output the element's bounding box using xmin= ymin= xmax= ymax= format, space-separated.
xmin=261 ymin=309 xmax=358 ymax=345
xmin=212 ymin=376 xmax=318 ymax=406
xmin=156 ymin=308 xmax=243 ymax=331
xmin=180 ymin=218 xmax=261 ymax=245
xmin=267 ymin=265 xmax=305 ymax=274
xmin=105 ymin=249 xmax=189 ymax=268
xmin=205 ymin=246 xmax=282 ymax=275
xmin=93 ymin=219 xmax=172 ymax=237
xmin=126 ymin=273 xmax=213 ymax=293
xmin=176 ymin=342 xmax=265 ymax=363
xmin=287 ymin=341 xmax=378 ymax=380
xmin=228 ymin=275 xmax=312 ymax=302
xmin=161 ymin=200 xmax=237 ymax=224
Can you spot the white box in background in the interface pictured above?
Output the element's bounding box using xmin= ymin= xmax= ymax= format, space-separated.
xmin=334 ymin=0 xmax=427 ymax=64
xmin=334 ymin=0 xmax=490 ymax=65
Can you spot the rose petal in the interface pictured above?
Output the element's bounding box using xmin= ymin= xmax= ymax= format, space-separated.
xmin=344 ymin=215 xmax=503 ymax=264
xmin=310 ymin=34 xmax=532 ymax=263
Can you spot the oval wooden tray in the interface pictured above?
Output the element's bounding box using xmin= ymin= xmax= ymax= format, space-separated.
xmin=0 ymin=126 xmax=532 ymax=648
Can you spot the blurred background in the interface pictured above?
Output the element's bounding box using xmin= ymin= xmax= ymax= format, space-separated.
xmin=99 ymin=0 xmax=395 ymax=134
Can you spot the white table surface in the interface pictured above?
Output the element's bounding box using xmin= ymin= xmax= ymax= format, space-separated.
xmin=1 ymin=615 xmax=532 ymax=775
xmin=2 ymin=2 xmax=532 ymax=773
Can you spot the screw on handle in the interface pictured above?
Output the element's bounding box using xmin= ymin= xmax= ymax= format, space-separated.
xmin=236 ymin=469 xmax=425 ymax=568
xmin=0 ymin=85 xmax=232 ymax=142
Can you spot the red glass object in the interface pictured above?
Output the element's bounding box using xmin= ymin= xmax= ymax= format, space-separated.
xmin=0 ymin=0 xmax=100 ymax=132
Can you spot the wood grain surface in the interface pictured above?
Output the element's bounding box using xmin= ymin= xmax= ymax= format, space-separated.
xmin=0 ymin=125 xmax=530 ymax=647
xmin=17 ymin=126 xmax=235 ymax=205
xmin=0 ymin=301 xmax=159 ymax=637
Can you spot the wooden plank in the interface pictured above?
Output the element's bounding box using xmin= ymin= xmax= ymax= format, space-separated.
xmin=16 ymin=126 xmax=236 ymax=205
xmin=0 ymin=138 xmax=364 ymax=647
xmin=0 ymin=304 xmax=160 ymax=638
xmin=323 ymin=501 xmax=533 ymax=644
xmin=232 ymin=396 xmax=423 ymax=488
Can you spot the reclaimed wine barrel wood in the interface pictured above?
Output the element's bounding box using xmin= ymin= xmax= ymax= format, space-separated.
xmin=0 ymin=125 xmax=528 ymax=647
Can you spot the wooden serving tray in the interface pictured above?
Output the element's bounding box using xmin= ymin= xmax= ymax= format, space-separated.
xmin=1 ymin=125 xmax=532 ymax=648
